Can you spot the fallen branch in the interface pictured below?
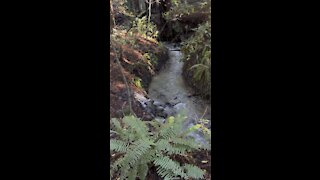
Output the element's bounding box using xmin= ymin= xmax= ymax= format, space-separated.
xmin=111 ymin=43 xmax=135 ymax=116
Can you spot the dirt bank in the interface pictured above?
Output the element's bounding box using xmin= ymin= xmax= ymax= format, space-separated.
xmin=110 ymin=33 xmax=169 ymax=119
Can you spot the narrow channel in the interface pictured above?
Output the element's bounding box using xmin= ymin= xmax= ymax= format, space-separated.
xmin=148 ymin=43 xmax=211 ymax=144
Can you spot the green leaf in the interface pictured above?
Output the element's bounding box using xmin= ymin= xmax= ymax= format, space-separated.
xmin=137 ymin=163 xmax=149 ymax=180
xmin=110 ymin=139 xmax=128 ymax=153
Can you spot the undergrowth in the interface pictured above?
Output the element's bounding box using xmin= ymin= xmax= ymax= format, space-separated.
xmin=164 ymin=0 xmax=211 ymax=99
xmin=181 ymin=20 xmax=211 ymax=99
xmin=110 ymin=114 xmax=211 ymax=180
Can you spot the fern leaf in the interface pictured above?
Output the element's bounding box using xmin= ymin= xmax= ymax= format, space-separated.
xmin=155 ymin=139 xmax=187 ymax=155
xmin=157 ymin=167 xmax=177 ymax=180
xmin=184 ymin=164 xmax=205 ymax=179
xmin=111 ymin=118 xmax=122 ymax=131
xmin=154 ymin=155 xmax=188 ymax=179
xmin=158 ymin=114 xmax=193 ymax=150
xmin=137 ymin=163 xmax=149 ymax=180
xmin=111 ymin=118 xmax=127 ymax=139
xmin=118 ymin=139 xmax=153 ymax=171
xmin=163 ymin=172 xmax=179 ymax=180
xmin=123 ymin=115 xmax=148 ymax=138
xmin=110 ymin=139 xmax=128 ymax=153
xmin=189 ymin=63 xmax=209 ymax=70
xmin=140 ymin=149 xmax=157 ymax=164
xmin=170 ymin=137 xmax=200 ymax=150
xmin=159 ymin=124 xmax=176 ymax=140
xmin=127 ymin=165 xmax=138 ymax=180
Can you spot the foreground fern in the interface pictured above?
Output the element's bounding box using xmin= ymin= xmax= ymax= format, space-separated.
xmin=110 ymin=114 xmax=210 ymax=180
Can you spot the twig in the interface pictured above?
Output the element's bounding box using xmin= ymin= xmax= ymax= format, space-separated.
xmin=199 ymin=106 xmax=208 ymax=120
xmin=111 ymin=44 xmax=135 ymax=116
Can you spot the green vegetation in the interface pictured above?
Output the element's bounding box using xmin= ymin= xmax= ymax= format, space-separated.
xmin=181 ymin=21 xmax=211 ymax=99
xmin=110 ymin=114 xmax=210 ymax=180
xmin=131 ymin=16 xmax=159 ymax=39
xmin=166 ymin=0 xmax=212 ymax=99
xmin=110 ymin=0 xmax=212 ymax=178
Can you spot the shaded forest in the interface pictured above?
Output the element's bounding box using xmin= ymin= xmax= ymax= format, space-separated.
xmin=110 ymin=0 xmax=212 ymax=179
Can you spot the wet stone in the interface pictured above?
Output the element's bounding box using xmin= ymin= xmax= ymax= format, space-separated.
xmin=156 ymin=106 xmax=164 ymax=112
xmin=155 ymin=117 xmax=166 ymax=124
xmin=153 ymin=101 xmax=164 ymax=107
xmin=173 ymin=103 xmax=186 ymax=112
xmin=163 ymin=106 xmax=176 ymax=116
xmin=168 ymin=97 xmax=181 ymax=106
xmin=144 ymin=114 xmax=153 ymax=121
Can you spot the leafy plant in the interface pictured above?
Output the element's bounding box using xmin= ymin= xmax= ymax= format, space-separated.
xmin=181 ymin=20 xmax=211 ymax=99
xmin=163 ymin=0 xmax=210 ymax=21
xmin=131 ymin=16 xmax=159 ymax=40
xmin=133 ymin=76 xmax=142 ymax=88
xmin=161 ymin=0 xmax=212 ymax=99
xmin=110 ymin=114 xmax=210 ymax=180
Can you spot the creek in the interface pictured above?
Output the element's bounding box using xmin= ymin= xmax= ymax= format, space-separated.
xmin=134 ymin=43 xmax=211 ymax=145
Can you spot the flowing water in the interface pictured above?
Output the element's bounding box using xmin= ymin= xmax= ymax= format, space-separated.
xmin=135 ymin=43 xmax=211 ymax=144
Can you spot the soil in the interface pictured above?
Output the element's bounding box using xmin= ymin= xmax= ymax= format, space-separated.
xmin=110 ymin=33 xmax=169 ymax=119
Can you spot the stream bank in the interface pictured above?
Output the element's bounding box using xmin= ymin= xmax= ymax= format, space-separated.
xmin=110 ymin=32 xmax=169 ymax=119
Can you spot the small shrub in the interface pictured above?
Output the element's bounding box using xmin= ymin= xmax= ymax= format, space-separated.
xmin=131 ymin=16 xmax=159 ymax=40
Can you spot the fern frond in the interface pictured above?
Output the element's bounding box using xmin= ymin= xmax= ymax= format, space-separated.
xmin=167 ymin=145 xmax=189 ymax=155
xmin=110 ymin=139 xmax=129 ymax=153
xmin=170 ymin=137 xmax=200 ymax=150
xmin=154 ymin=155 xmax=188 ymax=179
xmin=110 ymin=115 xmax=210 ymax=179
xmin=156 ymin=139 xmax=187 ymax=155
xmin=145 ymin=120 xmax=162 ymax=139
xmin=171 ymin=114 xmax=188 ymax=133
xmin=159 ymin=123 xmax=176 ymax=140
xmin=128 ymin=165 xmax=138 ymax=180
xmin=140 ymin=148 xmax=157 ymax=164
xmin=111 ymin=118 xmax=127 ymax=139
xmin=111 ymin=118 xmax=122 ymax=132
xmin=119 ymin=139 xmax=153 ymax=171
xmin=184 ymin=164 xmax=205 ymax=179
xmin=123 ymin=115 xmax=148 ymax=138
xmin=137 ymin=163 xmax=149 ymax=180
xmin=157 ymin=166 xmax=178 ymax=180
xmin=163 ymin=172 xmax=179 ymax=180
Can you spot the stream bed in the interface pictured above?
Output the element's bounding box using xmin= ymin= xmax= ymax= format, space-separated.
xmin=134 ymin=43 xmax=211 ymax=145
